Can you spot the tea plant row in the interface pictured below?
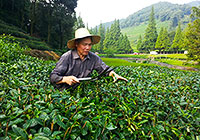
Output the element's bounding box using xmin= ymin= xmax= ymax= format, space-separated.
xmin=0 ymin=36 xmax=199 ymax=139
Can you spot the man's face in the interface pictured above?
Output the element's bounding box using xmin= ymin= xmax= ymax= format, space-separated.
xmin=76 ymin=37 xmax=92 ymax=57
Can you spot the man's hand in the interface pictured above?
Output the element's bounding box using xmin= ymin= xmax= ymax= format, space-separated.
xmin=56 ymin=76 xmax=80 ymax=85
xmin=109 ymin=71 xmax=128 ymax=82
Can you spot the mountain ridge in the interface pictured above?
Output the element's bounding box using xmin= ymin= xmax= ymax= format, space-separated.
xmin=99 ymin=1 xmax=200 ymax=46
xmin=101 ymin=1 xmax=200 ymax=30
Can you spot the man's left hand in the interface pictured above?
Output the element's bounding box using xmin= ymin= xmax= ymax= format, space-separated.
xmin=109 ymin=71 xmax=128 ymax=82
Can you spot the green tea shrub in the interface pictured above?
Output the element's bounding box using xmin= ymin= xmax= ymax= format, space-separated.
xmin=0 ymin=35 xmax=26 ymax=62
xmin=0 ymin=40 xmax=199 ymax=139
xmin=14 ymin=38 xmax=50 ymax=50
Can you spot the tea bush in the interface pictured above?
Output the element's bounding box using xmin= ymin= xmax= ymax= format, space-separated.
xmin=0 ymin=35 xmax=26 ymax=63
xmin=0 ymin=40 xmax=200 ymax=140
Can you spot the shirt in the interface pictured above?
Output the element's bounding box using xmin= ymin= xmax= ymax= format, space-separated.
xmin=50 ymin=49 xmax=109 ymax=90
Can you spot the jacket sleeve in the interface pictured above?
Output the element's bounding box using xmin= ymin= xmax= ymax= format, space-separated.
xmin=94 ymin=55 xmax=111 ymax=76
xmin=50 ymin=53 xmax=69 ymax=84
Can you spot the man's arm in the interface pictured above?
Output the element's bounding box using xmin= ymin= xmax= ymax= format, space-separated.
xmin=50 ymin=52 xmax=71 ymax=85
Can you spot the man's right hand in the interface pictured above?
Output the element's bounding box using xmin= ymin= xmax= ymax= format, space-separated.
xmin=56 ymin=76 xmax=80 ymax=85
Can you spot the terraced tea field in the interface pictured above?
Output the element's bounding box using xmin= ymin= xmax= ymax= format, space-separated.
xmin=0 ymin=36 xmax=200 ymax=139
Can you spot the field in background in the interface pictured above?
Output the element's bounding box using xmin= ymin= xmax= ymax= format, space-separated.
xmin=99 ymin=53 xmax=200 ymax=70
xmin=121 ymin=20 xmax=172 ymax=50
xmin=101 ymin=58 xmax=156 ymax=67
xmin=99 ymin=53 xmax=187 ymax=59
xmin=150 ymin=54 xmax=187 ymax=59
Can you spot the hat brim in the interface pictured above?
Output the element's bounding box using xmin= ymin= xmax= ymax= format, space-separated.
xmin=67 ymin=35 xmax=101 ymax=49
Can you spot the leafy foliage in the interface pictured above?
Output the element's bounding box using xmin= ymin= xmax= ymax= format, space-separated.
xmin=0 ymin=0 xmax=78 ymax=50
xmin=171 ymin=24 xmax=184 ymax=53
xmin=155 ymin=27 xmax=171 ymax=53
xmin=0 ymin=19 xmax=51 ymax=50
xmin=102 ymin=20 xmax=132 ymax=56
xmin=91 ymin=23 xmax=106 ymax=54
xmin=73 ymin=15 xmax=85 ymax=30
xmin=141 ymin=7 xmax=158 ymax=53
xmin=184 ymin=6 xmax=200 ymax=62
xmin=0 ymin=35 xmax=26 ymax=62
xmin=0 ymin=38 xmax=200 ymax=139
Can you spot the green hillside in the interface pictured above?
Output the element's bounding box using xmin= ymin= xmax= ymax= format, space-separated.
xmin=102 ymin=1 xmax=200 ymax=49
xmin=120 ymin=2 xmax=193 ymax=29
xmin=102 ymin=1 xmax=199 ymax=30
xmin=121 ymin=20 xmax=173 ymax=50
xmin=121 ymin=19 xmax=189 ymax=43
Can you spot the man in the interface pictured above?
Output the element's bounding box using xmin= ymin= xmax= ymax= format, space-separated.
xmin=50 ymin=28 xmax=127 ymax=90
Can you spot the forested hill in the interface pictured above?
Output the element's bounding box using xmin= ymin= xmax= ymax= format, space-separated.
xmin=0 ymin=0 xmax=78 ymax=52
xmin=103 ymin=1 xmax=200 ymax=29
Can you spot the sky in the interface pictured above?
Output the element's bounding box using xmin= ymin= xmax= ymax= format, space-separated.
xmin=75 ymin=0 xmax=199 ymax=28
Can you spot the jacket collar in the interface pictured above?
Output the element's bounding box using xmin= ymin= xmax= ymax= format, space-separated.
xmin=72 ymin=49 xmax=90 ymax=60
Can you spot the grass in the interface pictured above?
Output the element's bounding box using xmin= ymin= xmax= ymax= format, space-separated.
xmin=115 ymin=54 xmax=148 ymax=58
xmin=158 ymin=59 xmax=184 ymax=66
xmin=101 ymin=58 xmax=156 ymax=67
xmin=100 ymin=54 xmax=200 ymax=70
xmin=158 ymin=59 xmax=200 ymax=69
xmin=98 ymin=54 xmax=149 ymax=59
xmin=99 ymin=53 xmax=187 ymax=59
xmin=151 ymin=54 xmax=187 ymax=59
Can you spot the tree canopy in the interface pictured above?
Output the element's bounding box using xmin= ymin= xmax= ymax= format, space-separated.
xmin=102 ymin=20 xmax=132 ymax=56
xmin=141 ymin=7 xmax=158 ymax=53
xmin=184 ymin=6 xmax=200 ymax=62
xmin=0 ymin=0 xmax=78 ymax=50
xmin=171 ymin=23 xmax=184 ymax=53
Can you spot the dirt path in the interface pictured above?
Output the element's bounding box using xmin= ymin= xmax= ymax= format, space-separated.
xmin=121 ymin=57 xmax=199 ymax=71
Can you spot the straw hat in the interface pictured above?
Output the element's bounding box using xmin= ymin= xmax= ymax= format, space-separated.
xmin=67 ymin=28 xmax=101 ymax=49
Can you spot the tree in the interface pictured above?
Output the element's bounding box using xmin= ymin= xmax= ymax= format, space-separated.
xmin=103 ymin=20 xmax=132 ymax=55
xmin=155 ymin=27 xmax=164 ymax=53
xmin=0 ymin=0 xmax=30 ymax=29
xmin=141 ymin=6 xmax=158 ymax=53
xmin=74 ymin=15 xmax=85 ymax=30
xmin=103 ymin=27 xmax=114 ymax=57
xmin=190 ymin=6 xmax=200 ymax=19
xmin=136 ymin=35 xmax=143 ymax=52
xmin=171 ymin=23 xmax=183 ymax=53
xmin=103 ymin=20 xmax=122 ymax=56
xmin=53 ymin=1 xmax=77 ymax=49
xmin=118 ymin=34 xmax=132 ymax=54
xmin=30 ymin=0 xmax=37 ymax=36
xmin=162 ymin=28 xmax=171 ymax=53
xmin=155 ymin=27 xmax=170 ymax=54
xmin=97 ymin=23 xmax=106 ymax=53
xmin=123 ymin=34 xmax=132 ymax=53
xmin=90 ymin=26 xmax=99 ymax=53
xmin=35 ymin=0 xmax=78 ymax=49
xmin=0 ymin=0 xmax=78 ymax=50
xmin=184 ymin=6 xmax=200 ymax=62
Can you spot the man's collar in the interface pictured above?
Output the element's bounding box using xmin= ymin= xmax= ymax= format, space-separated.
xmin=72 ymin=49 xmax=90 ymax=60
